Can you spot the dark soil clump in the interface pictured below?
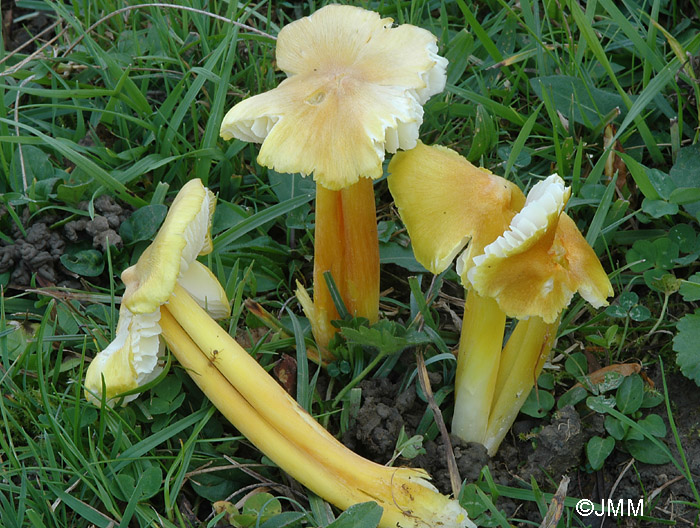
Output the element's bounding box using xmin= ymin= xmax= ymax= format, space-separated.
xmin=0 ymin=196 xmax=130 ymax=288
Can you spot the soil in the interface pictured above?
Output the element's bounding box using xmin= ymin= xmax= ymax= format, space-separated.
xmin=0 ymin=195 xmax=130 ymax=288
xmin=341 ymin=362 xmax=700 ymax=527
xmin=2 ymin=0 xmax=54 ymax=53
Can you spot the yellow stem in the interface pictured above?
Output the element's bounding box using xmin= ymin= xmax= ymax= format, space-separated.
xmin=159 ymin=308 xmax=368 ymax=508
xmin=163 ymin=286 xmax=472 ymax=527
xmin=484 ymin=316 xmax=558 ymax=455
xmin=452 ymin=291 xmax=507 ymax=444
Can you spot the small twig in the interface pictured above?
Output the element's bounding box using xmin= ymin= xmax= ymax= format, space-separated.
xmin=0 ymin=20 xmax=61 ymax=67
xmin=51 ymin=478 xmax=81 ymax=511
xmin=607 ymin=458 xmax=635 ymax=501
xmin=222 ymin=455 xmax=298 ymax=498
xmin=648 ymin=475 xmax=684 ymax=504
xmin=63 ymin=3 xmax=275 ymax=56
xmin=415 ymin=351 xmax=461 ymax=498
xmin=0 ymin=26 xmax=68 ymax=78
xmin=538 ymin=475 xmax=569 ymax=528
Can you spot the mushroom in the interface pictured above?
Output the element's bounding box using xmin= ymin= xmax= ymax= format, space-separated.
xmin=84 ymin=179 xmax=229 ymax=406
xmin=466 ymin=174 xmax=614 ymax=454
xmin=388 ymin=142 xmax=525 ymax=444
xmin=220 ymin=5 xmax=447 ymax=356
xmin=83 ymin=180 xmax=473 ymax=527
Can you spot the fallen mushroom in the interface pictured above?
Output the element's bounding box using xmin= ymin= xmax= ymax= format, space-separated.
xmin=86 ymin=179 xmax=473 ymax=527
xmin=220 ymin=5 xmax=447 ymax=356
xmin=84 ymin=179 xmax=228 ymax=405
xmin=162 ymin=283 xmax=473 ymax=528
xmin=466 ymin=174 xmax=614 ymax=454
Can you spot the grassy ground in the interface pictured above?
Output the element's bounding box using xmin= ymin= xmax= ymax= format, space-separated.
xmin=1 ymin=0 xmax=700 ymax=527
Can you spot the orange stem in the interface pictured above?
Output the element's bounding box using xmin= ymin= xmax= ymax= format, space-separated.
xmin=308 ymin=177 xmax=379 ymax=353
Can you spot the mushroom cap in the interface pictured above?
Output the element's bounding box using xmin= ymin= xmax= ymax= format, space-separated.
xmin=84 ymin=305 xmax=164 ymax=406
xmin=468 ymin=175 xmax=614 ymax=323
xmin=122 ymin=179 xmax=216 ymax=314
xmin=220 ymin=5 xmax=447 ymax=191
xmin=387 ymin=142 xmax=525 ymax=275
xmin=178 ymin=260 xmax=231 ymax=320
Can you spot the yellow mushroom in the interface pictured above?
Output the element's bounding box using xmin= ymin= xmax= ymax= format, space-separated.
xmin=84 ymin=179 xmax=228 ymax=406
xmin=388 ymin=142 xmax=525 ymax=445
xmin=466 ymin=174 xmax=614 ymax=454
xmin=220 ymin=5 xmax=447 ymax=356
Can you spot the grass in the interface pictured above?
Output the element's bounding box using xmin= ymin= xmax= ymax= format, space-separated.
xmin=1 ymin=0 xmax=700 ymax=527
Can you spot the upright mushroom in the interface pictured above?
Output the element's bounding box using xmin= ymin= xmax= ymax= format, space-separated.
xmin=220 ymin=5 xmax=447 ymax=357
xmin=466 ymin=174 xmax=613 ymax=454
xmin=388 ymin=142 xmax=525 ymax=444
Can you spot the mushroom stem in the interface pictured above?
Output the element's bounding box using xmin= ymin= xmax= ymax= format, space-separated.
xmin=452 ymin=291 xmax=507 ymax=444
xmin=483 ymin=316 xmax=559 ymax=456
xmin=163 ymin=284 xmax=473 ymax=528
xmin=159 ymin=308 xmax=370 ymax=511
xmin=300 ymin=177 xmax=380 ymax=356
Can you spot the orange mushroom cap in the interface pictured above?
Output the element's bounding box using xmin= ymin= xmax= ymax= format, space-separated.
xmin=467 ymin=175 xmax=614 ymax=323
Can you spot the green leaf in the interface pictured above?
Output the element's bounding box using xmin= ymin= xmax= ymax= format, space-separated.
xmin=604 ymin=416 xmax=627 ymax=441
xmin=615 ymin=375 xmax=644 ymax=414
xmin=110 ymin=473 xmax=136 ymax=502
xmin=379 ymin=242 xmax=428 ymax=273
xmin=594 ymin=371 xmax=626 ymax=394
xmin=393 ymin=426 xmax=426 ymax=460
xmin=326 ymin=502 xmax=383 ymax=528
xmin=587 ymin=436 xmax=615 ymax=470
xmin=60 ymin=249 xmax=105 ymax=277
xmin=605 ymin=305 xmax=628 ymax=318
xmin=625 ymin=439 xmax=671 ymax=465
xmin=341 ymin=320 xmax=431 ymax=355
xmin=12 ymin=145 xmax=53 ymax=186
xmin=138 ymin=466 xmax=163 ymax=500
xmin=268 ymin=170 xmax=316 ymax=203
xmin=214 ymin=194 xmax=314 ymax=251
xmin=538 ymin=372 xmax=555 ymax=390
xmin=243 ymin=493 xmax=282 ymax=517
xmin=57 ymin=181 xmax=91 ymax=205
xmin=669 ymin=187 xmax=700 ymax=205
xmin=459 ymin=483 xmax=489 ymax=518
xmin=530 ymin=75 xmax=626 ymax=128
xmin=260 ymin=512 xmax=307 ymax=528
xmin=520 ymin=389 xmax=555 ymax=418
xmin=669 ymin=224 xmax=700 ymax=255
xmin=628 ymin=305 xmax=651 ymax=322
xmin=445 ymin=30 xmax=474 ymax=85
xmin=618 ymin=291 xmax=639 ymax=311
xmin=586 ymin=395 xmax=616 ymax=414
xmin=557 ymin=386 xmax=588 ymax=409
xmin=641 ymin=198 xmax=678 ymax=218
xmin=119 ymin=204 xmax=167 ymax=244
xmin=626 ymin=239 xmax=679 ymax=272
xmin=641 ymin=389 xmax=664 ymax=408
xmin=637 ymin=414 xmax=666 ymax=438
xmin=680 ymin=273 xmax=700 ymax=302
xmin=673 ymin=311 xmax=700 ymax=386
xmin=669 ymin=143 xmax=700 ymax=218
xmin=565 ymin=352 xmax=588 ymax=379
xmin=466 ymin=104 xmax=496 ymax=161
